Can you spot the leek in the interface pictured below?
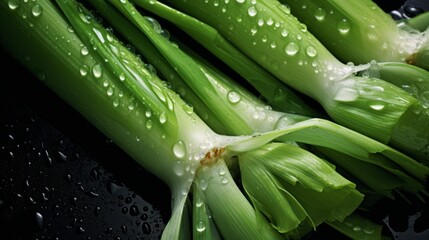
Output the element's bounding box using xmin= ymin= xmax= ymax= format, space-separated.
xmin=129 ymin=0 xmax=320 ymax=116
xmin=160 ymin=0 xmax=429 ymax=163
xmin=0 ymin=1 xmax=284 ymax=239
xmin=280 ymin=0 xmax=429 ymax=71
xmin=101 ymin=0 xmax=427 ymax=196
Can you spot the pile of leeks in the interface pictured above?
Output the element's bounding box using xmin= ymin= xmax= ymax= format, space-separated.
xmin=1 ymin=0 xmax=428 ymax=239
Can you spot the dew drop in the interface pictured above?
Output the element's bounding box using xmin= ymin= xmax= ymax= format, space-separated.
xmin=35 ymin=212 xmax=44 ymax=229
xmin=196 ymin=221 xmax=206 ymax=232
xmin=79 ymin=64 xmax=89 ymax=77
xmin=285 ymin=42 xmax=300 ymax=56
xmin=173 ymin=161 xmax=185 ymax=176
xmin=92 ymin=64 xmax=103 ymax=78
xmin=227 ymin=90 xmax=241 ymax=104
xmin=112 ymin=98 xmax=119 ymax=107
xmin=236 ymin=0 xmax=245 ymax=3
xmin=119 ymin=73 xmax=126 ymax=81
xmin=314 ymin=8 xmax=326 ymax=21
xmin=106 ymin=87 xmax=114 ymax=96
xmin=130 ymin=205 xmax=140 ymax=216
xmin=31 ymin=4 xmax=43 ymax=17
xmin=250 ymin=26 xmax=257 ymax=36
xmin=200 ymin=179 xmax=208 ymax=191
xmin=334 ymin=88 xmax=358 ymax=102
xmin=370 ymin=104 xmax=385 ymax=110
xmin=247 ymin=6 xmax=257 ymax=17
xmin=173 ymin=140 xmax=186 ymax=159
xmin=278 ymin=4 xmax=291 ymax=14
xmin=338 ymin=19 xmax=351 ymax=34
xmin=159 ymin=112 xmax=167 ymax=124
xmin=195 ymin=198 xmax=203 ymax=207
xmin=281 ymin=29 xmax=289 ymax=37
xmin=275 ymin=115 xmax=294 ymax=129
xmin=221 ymin=177 xmax=229 ymax=184
xmin=142 ymin=222 xmax=152 ymax=235
xmin=305 ymin=45 xmax=317 ymax=57
xmin=145 ymin=119 xmax=153 ymax=129
xmin=353 ymin=226 xmax=362 ymax=232
xmin=80 ymin=46 xmax=89 ymax=56
xmin=8 ymin=0 xmax=20 ymax=10
xmin=270 ymin=41 xmax=277 ymax=49
xmin=182 ymin=103 xmax=194 ymax=114
xmin=218 ymin=167 xmax=226 ymax=176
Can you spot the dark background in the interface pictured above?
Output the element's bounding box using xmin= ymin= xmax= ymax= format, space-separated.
xmin=1 ymin=1 xmax=429 ymax=239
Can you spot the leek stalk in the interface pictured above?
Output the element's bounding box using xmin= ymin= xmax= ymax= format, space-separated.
xmin=280 ymin=0 xmax=429 ymax=70
xmin=159 ymin=0 xmax=429 ymax=162
xmin=0 ymin=1 xmax=287 ymax=239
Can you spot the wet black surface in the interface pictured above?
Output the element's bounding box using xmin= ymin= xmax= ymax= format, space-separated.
xmin=0 ymin=48 xmax=170 ymax=239
xmin=1 ymin=1 xmax=429 ymax=240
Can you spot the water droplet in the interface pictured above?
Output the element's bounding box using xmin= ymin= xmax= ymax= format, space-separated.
xmin=281 ymin=29 xmax=289 ymax=37
xmin=31 ymin=5 xmax=43 ymax=17
xmin=159 ymin=112 xmax=167 ymax=124
xmin=221 ymin=177 xmax=229 ymax=184
xmin=227 ymin=90 xmax=241 ymax=104
xmin=80 ymin=46 xmax=89 ymax=56
xmin=285 ymin=42 xmax=300 ymax=56
xmin=173 ymin=140 xmax=186 ymax=159
xmin=80 ymin=65 xmax=89 ymax=76
xmin=275 ymin=115 xmax=294 ymax=129
xmin=353 ymin=226 xmax=362 ymax=231
xmin=145 ymin=119 xmax=153 ymax=129
xmin=35 ymin=212 xmax=44 ymax=229
xmin=8 ymin=0 xmax=20 ymax=10
xmin=218 ymin=167 xmax=226 ymax=176
xmin=196 ymin=221 xmax=206 ymax=232
xmin=404 ymin=5 xmax=424 ymax=18
xmin=129 ymin=205 xmax=140 ymax=216
xmin=248 ymin=6 xmax=257 ymax=17
xmin=121 ymin=207 xmax=128 ymax=214
xmin=200 ymin=179 xmax=208 ymax=191
xmin=334 ymin=88 xmax=358 ymax=102
xmin=314 ymin=8 xmax=326 ymax=21
xmin=121 ymin=224 xmax=127 ymax=234
xmin=195 ymin=198 xmax=203 ymax=207
xmin=182 ymin=104 xmax=194 ymax=114
xmin=270 ymin=41 xmax=277 ymax=49
xmin=92 ymin=64 xmax=103 ymax=78
xmin=338 ymin=19 xmax=351 ymax=34
xmin=278 ymin=4 xmax=291 ymax=14
xmin=305 ymin=45 xmax=317 ymax=57
xmin=250 ymin=26 xmax=257 ymax=35
xmin=370 ymin=103 xmax=385 ymax=110
xmin=107 ymin=87 xmax=114 ymax=96
xmin=142 ymin=222 xmax=152 ymax=234
xmin=119 ymin=73 xmax=126 ymax=81
xmin=113 ymin=99 xmax=119 ymax=107
xmin=236 ymin=0 xmax=245 ymax=4
xmin=173 ymin=160 xmax=185 ymax=176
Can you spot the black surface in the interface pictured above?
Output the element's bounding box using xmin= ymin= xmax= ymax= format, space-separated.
xmin=1 ymin=1 xmax=429 ymax=240
xmin=0 ymin=47 xmax=170 ymax=239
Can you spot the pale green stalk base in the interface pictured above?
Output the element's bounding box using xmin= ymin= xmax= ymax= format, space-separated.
xmin=281 ymin=0 xmax=423 ymax=64
xmin=196 ymin=160 xmax=283 ymax=240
